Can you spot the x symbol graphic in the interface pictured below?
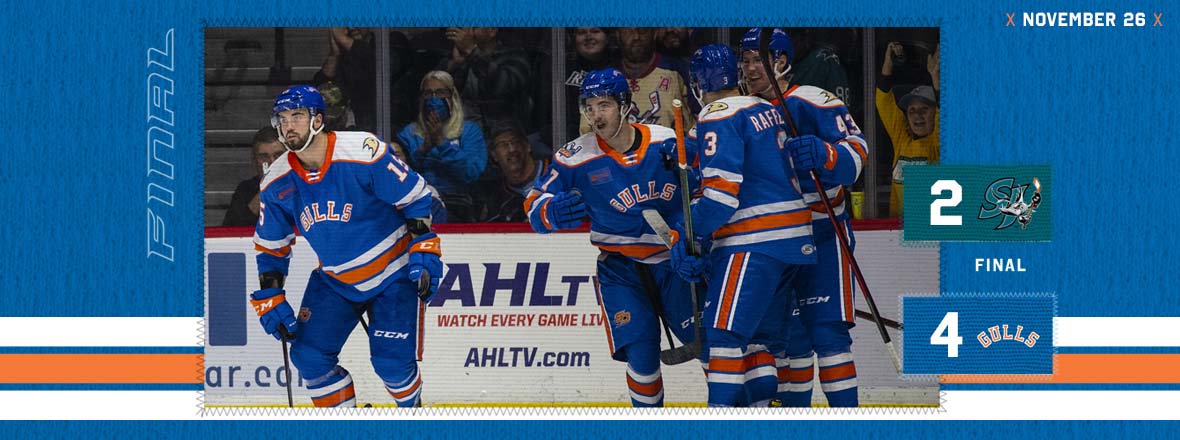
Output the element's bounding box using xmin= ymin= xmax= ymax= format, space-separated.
xmin=1006 ymin=13 xmax=1015 ymax=26
xmin=1154 ymin=13 xmax=1162 ymax=26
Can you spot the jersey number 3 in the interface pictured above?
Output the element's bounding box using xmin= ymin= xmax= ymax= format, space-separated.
xmin=703 ymin=131 xmax=718 ymax=156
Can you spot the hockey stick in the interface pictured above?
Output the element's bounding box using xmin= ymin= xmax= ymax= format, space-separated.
xmin=642 ymin=209 xmax=701 ymax=365
xmin=856 ymin=309 xmax=902 ymax=330
xmin=759 ymin=28 xmax=902 ymax=374
xmin=278 ymin=328 xmax=294 ymax=408
xmin=632 ymin=255 xmax=683 ymax=358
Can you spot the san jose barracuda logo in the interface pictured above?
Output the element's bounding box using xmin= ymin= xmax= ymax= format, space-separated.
xmin=978 ymin=177 xmax=1042 ymax=230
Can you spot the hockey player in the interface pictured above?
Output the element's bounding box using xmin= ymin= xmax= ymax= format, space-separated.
xmin=251 ymin=85 xmax=442 ymax=408
xmin=740 ymin=28 xmax=869 ymax=407
xmin=684 ymin=44 xmax=816 ymax=407
xmin=524 ymin=68 xmax=704 ymax=407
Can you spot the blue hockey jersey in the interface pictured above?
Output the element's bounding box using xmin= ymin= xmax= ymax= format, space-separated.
xmin=776 ymin=85 xmax=868 ymax=230
xmin=689 ymin=95 xmax=815 ymax=264
xmin=525 ymin=124 xmax=684 ymax=264
xmin=254 ymin=131 xmax=434 ymax=303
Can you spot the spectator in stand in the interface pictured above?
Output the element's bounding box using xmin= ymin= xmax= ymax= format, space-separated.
xmin=389 ymin=140 xmax=449 ymax=224
xmin=317 ymin=82 xmax=356 ymax=131
xmin=577 ymin=27 xmax=691 ymax=134
xmin=479 ymin=124 xmax=549 ymax=223
xmin=395 ymin=70 xmax=488 ymax=223
xmin=222 ymin=127 xmax=285 ymax=226
xmin=877 ymin=41 xmax=940 ymax=218
xmin=655 ymin=27 xmax=694 ymax=61
xmin=314 ymin=28 xmax=376 ymax=132
xmin=564 ymin=27 xmax=615 ymax=139
xmin=443 ymin=27 xmax=537 ymax=135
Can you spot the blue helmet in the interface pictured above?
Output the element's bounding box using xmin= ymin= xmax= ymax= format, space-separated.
xmin=272 ymin=85 xmax=326 ymax=119
xmin=739 ymin=28 xmax=793 ymax=62
xmin=689 ymin=44 xmax=740 ymax=94
xmin=271 ymin=85 xmax=327 ymax=152
xmin=579 ymin=68 xmax=631 ymax=107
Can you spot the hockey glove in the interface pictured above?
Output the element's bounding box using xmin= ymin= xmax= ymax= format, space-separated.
xmin=787 ymin=135 xmax=836 ymax=176
xmin=669 ymin=224 xmax=709 ymax=283
xmin=407 ymin=232 xmax=443 ymax=301
xmin=545 ymin=191 xmax=586 ymax=230
xmin=250 ymin=287 xmax=298 ymax=341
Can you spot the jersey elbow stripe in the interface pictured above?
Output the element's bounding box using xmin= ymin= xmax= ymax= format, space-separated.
xmin=701 ymin=167 xmax=743 ymax=183
xmin=593 ymin=243 xmax=667 ymax=261
xmin=703 ymin=188 xmax=740 ymax=209
xmin=713 ymin=226 xmax=812 ymax=249
xmin=394 ymin=178 xmax=430 ymax=208
xmin=253 ymin=232 xmax=296 ymax=250
xmin=703 ymin=177 xmax=740 ymax=196
xmin=323 ymin=227 xmax=408 ymax=273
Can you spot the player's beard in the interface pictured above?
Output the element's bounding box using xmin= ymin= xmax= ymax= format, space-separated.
xmin=623 ymin=44 xmax=653 ymax=65
xmin=283 ymin=130 xmax=308 ymax=152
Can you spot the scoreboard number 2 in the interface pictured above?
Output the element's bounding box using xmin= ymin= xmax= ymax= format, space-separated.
xmin=930 ymin=311 xmax=964 ymax=358
xmin=930 ymin=179 xmax=962 ymax=226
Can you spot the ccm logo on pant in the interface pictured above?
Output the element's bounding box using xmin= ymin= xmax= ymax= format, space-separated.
xmin=373 ymin=331 xmax=410 ymax=339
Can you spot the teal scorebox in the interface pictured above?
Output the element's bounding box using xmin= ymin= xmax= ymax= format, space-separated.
xmin=904 ymin=166 xmax=1051 ymax=241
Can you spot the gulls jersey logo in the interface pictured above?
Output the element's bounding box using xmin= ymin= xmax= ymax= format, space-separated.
xmin=978 ymin=177 xmax=1042 ymax=230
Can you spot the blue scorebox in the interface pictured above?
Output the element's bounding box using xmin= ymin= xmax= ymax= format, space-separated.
xmin=903 ymin=295 xmax=1055 ymax=375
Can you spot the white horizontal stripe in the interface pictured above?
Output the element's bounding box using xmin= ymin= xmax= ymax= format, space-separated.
xmin=626 ymin=366 xmax=661 ymax=384
xmin=713 ymin=225 xmax=811 ymax=248
xmin=322 ymin=226 xmax=407 ymax=273
xmin=705 ymin=373 xmax=746 ymax=385
xmin=252 ymin=232 xmax=295 ymax=249
xmin=709 ymin=347 xmax=743 ymax=358
xmin=629 ymin=390 xmax=664 ymax=405
xmin=313 ymin=375 xmax=354 ymax=399
xmin=701 ymin=167 xmax=743 ymax=183
xmin=780 ymin=382 xmax=814 ymax=393
xmin=790 ymin=356 xmax=815 ymax=369
xmin=775 ymin=358 xmax=790 ymax=368
xmin=0 ymin=317 xmax=200 ymax=347
xmin=727 ymin=200 xmax=809 ymax=223
xmin=818 ymin=352 xmax=854 ymax=367
xmin=635 ymin=251 xmax=671 ymax=264
xmin=820 ymin=377 xmax=857 ymax=393
xmin=394 ymin=178 xmax=430 ymax=208
xmin=801 ymin=186 xmax=843 ymax=204
xmin=744 ymin=365 xmax=777 ymax=381
xmin=1055 ymin=317 xmax=1180 ymax=347
xmin=703 ymin=188 xmax=739 ymax=208
xmin=590 ymin=232 xmax=667 ymax=246
xmin=386 ymin=369 xmax=420 ymax=394
xmin=810 ymin=202 xmax=845 ymax=221
xmin=6 ymin=391 xmax=1180 ymax=419
xmin=354 ymin=254 xmax=410 ymax=292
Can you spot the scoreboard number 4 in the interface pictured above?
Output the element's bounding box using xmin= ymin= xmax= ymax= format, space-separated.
xmin=930 ymin=179 xmax=962 ymax=226
xmin=930 ymin=312 xmax=964 ymax=358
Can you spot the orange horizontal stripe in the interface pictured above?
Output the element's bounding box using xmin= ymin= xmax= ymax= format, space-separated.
xmin=790 ymin=367 xmax=815 ymax=382
xmin=313 ymin=384 xmax=356 ymax=407
xmin=626 ymin=375 xmax=663 ymax=396
xmin=595 ymin=243 xmax=665 ymax=259
xmin=715 ymin=210 xmax=811 ymax=238
xmin=0 ymin=354 xmax=202 ymax=384
xmin=745 ymin=351 xmax=775 ymax=367
xmin=255 ymin=243 xmax=291 ymax=258
xmin=777 ymin=367 xmax=791 ymax=381
xmin=703 ymin=177 xmax=740 ymax=196
xmin=942 ymin=354 xmax=1180 ymax=384
xmin=709 ymin=358 xmax=746 ymax=374
xmin=524 ymin=192 xmax=540 ymax=213
xmin=327 ymin=236 xmax=411 ymax=284
xmin=819 ymin=363 xmax=857 ymax=382
xmin=390 ymin=376 xmax=422 ymax=399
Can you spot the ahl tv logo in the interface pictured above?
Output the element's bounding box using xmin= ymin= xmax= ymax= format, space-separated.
xmin=978 ymin=177 xmax=1042 ymax=230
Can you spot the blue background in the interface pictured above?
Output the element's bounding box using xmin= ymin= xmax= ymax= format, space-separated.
xmin=1 ymin=0 xmax=1177 ymax=427
xmin=903 ymin=296 xmax=1054 ymax=374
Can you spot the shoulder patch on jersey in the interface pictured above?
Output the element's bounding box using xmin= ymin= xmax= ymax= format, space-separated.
xmin=703 ymin=101 xmax=729 ymax=115
xmin=260 ymin=155 xmax=293 ymax=192
xmin=789 ymin=85 xmax=846 ymax=108
xmin=697 ymin=95 xmax=766 ymax=122
xmin=553 ymin=133 xmax=605 ymax=167
xmin=332 ymin=131 xmax=387 ymax=164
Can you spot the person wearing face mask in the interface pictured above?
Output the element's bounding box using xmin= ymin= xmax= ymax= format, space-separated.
xmin=395 ymin=70 xmax=488 ymax=223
